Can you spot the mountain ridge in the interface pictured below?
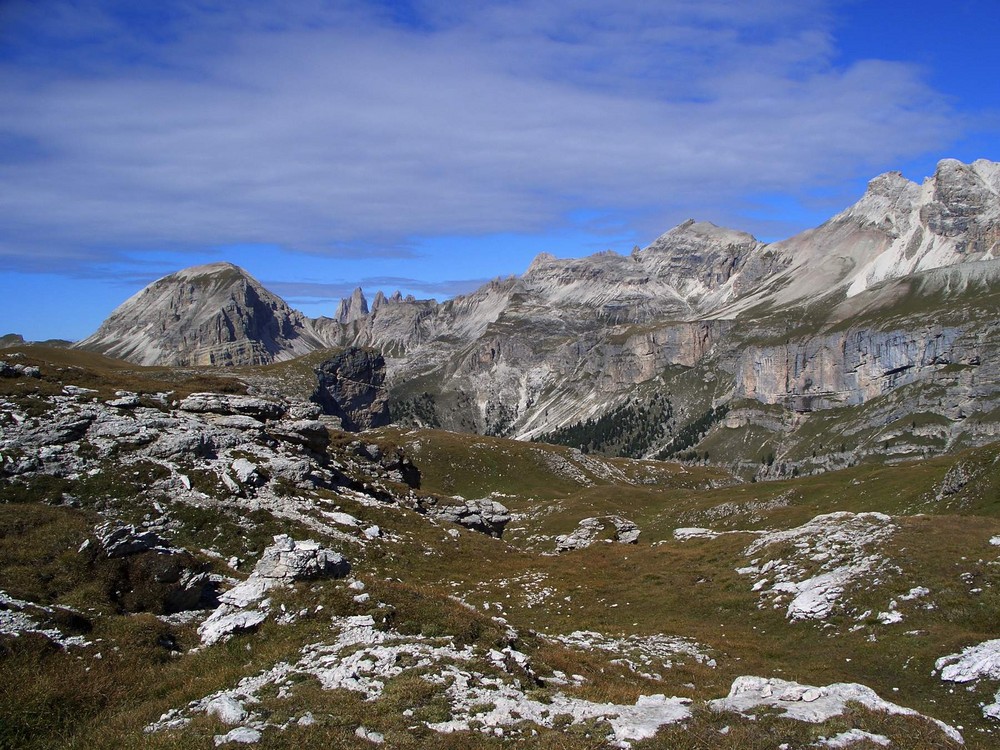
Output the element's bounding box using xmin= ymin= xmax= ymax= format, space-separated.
xmin=74 ymin=158 xmax=1000 ymax=474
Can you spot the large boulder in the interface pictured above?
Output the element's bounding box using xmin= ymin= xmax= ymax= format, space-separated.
xmin=311 ymin=348 xmax=390 ymax=431
xmin=252 ymin=534 xmax=350 ymax=580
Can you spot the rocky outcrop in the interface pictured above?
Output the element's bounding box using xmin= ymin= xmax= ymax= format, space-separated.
xmin=96 ymin=523 xmax=169 ymax=558
xmin=0 ymin=360 xmax=41 ymax=378
xmin=936 ymin=461 xmax=978 ymax=500
xmin=178 ymin=393 xmax=287 ymax=421
xmin=253 ymin=534 xmax=350 ymax=581
xmin=199 ymin=535 xmax=350 ymax=645
xmin=333 ymin=287 xmax=370 ymax=324
xmin=555 ymin=516 xmax=640 ymax=552
xmin=89 ymin=523 xmax=215 ymax=614
xmin=709 ymin=676 xmax=963 ymax=743
xmin=428 ymin=498 xmax=511 ymax=538
xmin=311 ymin=347 xmax=391 ymax=431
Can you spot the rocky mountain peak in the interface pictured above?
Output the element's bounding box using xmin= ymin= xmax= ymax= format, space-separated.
xmin=839 ymin=158 xmax=1000 ymax=296
xmin=333 ymin=287 xmax=369 ymax=324
xmin=74 ymin=263 xmax=326 ymax=366
xmin=639 ymin=220 xmax=762 ymax=302
xmin=525 ymin=252 xmax=558 ymax=274
xmin=171 ymin=261 xmax=244 ymax=282
xmin=833 ymin=171 xmax=920 ymax=232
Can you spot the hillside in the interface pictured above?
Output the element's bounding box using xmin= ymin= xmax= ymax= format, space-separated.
xmin=2 ymin=346 xmax=1000 ymax=748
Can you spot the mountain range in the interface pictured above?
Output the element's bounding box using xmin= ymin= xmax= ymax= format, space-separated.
xmin=76 ymin=158 xmax=1000 ymax=476
xmin=4 ymin=157 xmax=1000 ymax=750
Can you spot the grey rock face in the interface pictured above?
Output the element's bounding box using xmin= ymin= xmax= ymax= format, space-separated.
xmin=333 ymin=287 xmax=370 ymax=325
xmin=311 ymin=347 xmax=390 ymax=431
xmin=97 ymin=523 xmax=167 ymax=558
xmin=198 ymin=535 xmax=350 ymax=645
xmin=936 ymin=462 xmax=977 ymax=500
xmin=735 ymin=325 xmax=971 ymax=410
xmin=0 ymin=361 xmax=41 ymax=379
xmin=179 ymin=393 xmax=287 ymax=421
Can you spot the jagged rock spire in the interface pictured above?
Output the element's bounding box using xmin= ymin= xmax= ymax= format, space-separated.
xmin=333 ymin=287 xmax=369 ymax=324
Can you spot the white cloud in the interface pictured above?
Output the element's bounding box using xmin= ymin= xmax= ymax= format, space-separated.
xmin=0 ymin=0 xmax=957 ymax=272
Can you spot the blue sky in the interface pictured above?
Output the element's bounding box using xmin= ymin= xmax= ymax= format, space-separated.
xmin=0 ymin=0 xmax=997 ymax=341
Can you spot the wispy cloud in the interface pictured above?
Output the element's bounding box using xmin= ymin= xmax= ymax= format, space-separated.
xmin=0 ymin=0 xmax=958 ymax=272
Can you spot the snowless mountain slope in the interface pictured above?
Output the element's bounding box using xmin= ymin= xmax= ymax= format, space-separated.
xmin=76 ymin=262 xmax=330 ymax=366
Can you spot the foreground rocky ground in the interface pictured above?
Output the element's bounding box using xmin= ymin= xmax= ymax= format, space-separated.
xmin=2 ymin=346 xmax=1000 ymax=749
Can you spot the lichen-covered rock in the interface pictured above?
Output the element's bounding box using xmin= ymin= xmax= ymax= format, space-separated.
xmin=311 ymin=348 xmax=390 ymax=431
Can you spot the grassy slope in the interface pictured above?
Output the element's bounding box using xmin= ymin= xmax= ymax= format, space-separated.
xmin=2 ymin=349 xmax=999 ymax=749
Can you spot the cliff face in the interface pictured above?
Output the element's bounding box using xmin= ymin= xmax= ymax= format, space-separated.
xmin=735 ymin=326 xmax=969 ymax=410
xmin=311 ymin=347 xmax=390 ymax=431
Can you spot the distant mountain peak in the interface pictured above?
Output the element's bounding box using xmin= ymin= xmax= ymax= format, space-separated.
xmin=173 ymin=260 xmax=241 ymax=276
xmin=75 ymin=263 xmax=326 ymax=366
xmin=333 ymin=287 xmax=369 ymax=324
xmin=840 ymin=157 xmax=1000 ymax=297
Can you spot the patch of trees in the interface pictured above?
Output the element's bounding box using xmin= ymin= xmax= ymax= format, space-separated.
xmin=534 ymin=392 xmax=673 ymax=458
xmin=654 ymin=403 xmax=730 ymax=460
xmin=390 ymin=392 xmax=441 ymax=428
